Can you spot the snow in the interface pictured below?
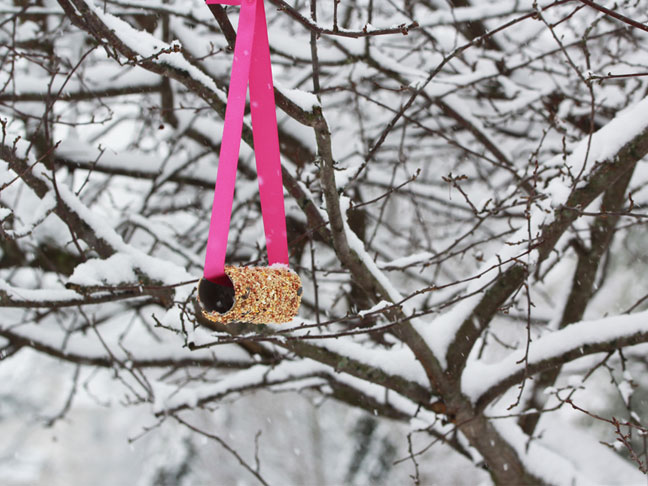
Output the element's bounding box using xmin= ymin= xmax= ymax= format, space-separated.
xmin=379 ymin=252 xmax=434 ymax=269
xmin=0 ymin=278 xmax=82 ymax=304
xmin=339 ymin=196 xmax=404 ymax=304
xmin=358 ymin=300 xmax=392 ymax=317
xmin=412 ymin=91 xmax=648 ymax=368
xmin=56 ymin=140 xmax=189 ymax=180
xmin=542 ymin=94 xmax=648 ymax=206
xmin=260 ymin=314 xmax=428 ymax=387
xmin=332 ymin=370 xmax=437 ymax=423
xmin=154 ymin=355 xmax=435 ymax=428
xmin=0 ymin=313 xmax=251 ymax=366
xmin=416 ymin=294 xmax=483 ymax=368
xmin=270 ymin=31 xmax=346 ymax=63
xmin=154 ymin=359 xmax=326 ymax=413
xmin=307 ymin=337 xmax=428 ymax=387
xmin=88 ymin=1 xmax=227 ymax=103
xmin=4 ymin=1 xmax=648 ymax=483
xmin=443 ymin=93 xmax=513 ymax=163
xmin=618 ymin=371 xmax=635 ymax=405
xmin=128 ymin=214 xmax=203 ymax=268
xmin=1 ymin=64 xmax=159 ymax=97
xmin=462 ymin=309 xmax=648 ymax=401
xmin=418 ymin=0 xmax=535 ymax=28
xmin=7 ymin=138 xmax=196 ymax=292
xmin=69 ymin=253 xmax=138 ymax=286
xmin=618 ymin=379 xmax=634 ymax=405
xmin=483 ymin=383 xmax=646 ymax=486
xmin=370 ymin=49 xmax=428 ymax=81
xmin=11 ymin=191 xmax=57 ymax=238
xmin=275 ymin=83 xmax=321 ymax=112
xmin=269 ymin=262 xmax=289 ymax=271
xmin=491 ymin=417 xmax=643 ymax=486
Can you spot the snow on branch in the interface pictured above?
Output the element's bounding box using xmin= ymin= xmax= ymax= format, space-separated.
xmin=0 ymin=278 xmax=163 ymax=308
xmin=191 ymin=314 xmax=433 ymax=407
xmin=154 ymin=356 xmax=435 ymax=424
xmin=86 ymin=0 xmax=224 ymax=100
xmin=425 ymin=93 xmax=648 ymax=371
xmin=0 ymin=320 xmax=253 ymax=370
xmin=0 ymin=65 xmax=160 ymax=102
xmin=0 ymin=278 xmax=84 ymax=306
xmin=489 ymin=416 xmax=639 ymax=486
xmin=274 ymin=83 xmax=321 ymax=113
xmin=266 ymin=0 xmax=419 ymax=38
xmin=1 ymin=141 xmax=195 ymax=304
xmin=54 ymin=140 xmax=214 ymax=188
xmin=417 ymin=0 xmax=545 ymax=28
xmin=464 ymin=309 xmax=648 ymax=407
xmin=154 ymin=359 xmax=329 ymax=414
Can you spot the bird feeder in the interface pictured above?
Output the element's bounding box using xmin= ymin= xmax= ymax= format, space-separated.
xmin=198 ymin=0 xmax=301 ymax=324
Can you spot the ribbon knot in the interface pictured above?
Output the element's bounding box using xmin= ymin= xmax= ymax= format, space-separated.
xmin=204 ymin=0 xmax=289 ymax=284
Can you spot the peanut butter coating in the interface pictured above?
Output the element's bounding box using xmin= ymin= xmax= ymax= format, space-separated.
xmin=199 ymin=265 xmax=302 ymax=324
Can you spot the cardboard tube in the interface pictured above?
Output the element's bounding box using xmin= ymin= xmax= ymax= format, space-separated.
xmin=198 ymin=265 xmax=302 ymax=324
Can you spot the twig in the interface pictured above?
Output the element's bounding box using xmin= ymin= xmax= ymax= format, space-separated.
xmin=172 ymin=415 xmax=271 ymax=486
xmin=576 ymin=0 xmax=648 ymax=34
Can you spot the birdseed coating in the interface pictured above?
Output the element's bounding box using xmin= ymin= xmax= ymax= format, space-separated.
xmin=199 ymin=265 xmax=302 ymax=324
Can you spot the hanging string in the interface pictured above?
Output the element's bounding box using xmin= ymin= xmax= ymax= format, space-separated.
xmin=203 ymin=0 xmax=289 ymax=285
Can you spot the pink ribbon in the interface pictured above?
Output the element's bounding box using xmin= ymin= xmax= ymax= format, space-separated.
xmin=204 ymin=0 xmax=289 ymax=284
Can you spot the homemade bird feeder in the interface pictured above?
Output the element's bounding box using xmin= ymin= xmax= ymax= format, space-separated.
xmin=198 ymin=0 xmax=302 ymax=324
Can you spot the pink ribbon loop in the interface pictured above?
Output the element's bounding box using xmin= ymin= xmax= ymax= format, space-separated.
xmin=204 ymin=0 xmax=289 ymax=284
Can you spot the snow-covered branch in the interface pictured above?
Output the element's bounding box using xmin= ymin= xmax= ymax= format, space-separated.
xmin=465 ymin=309 xmax=648 ymax=409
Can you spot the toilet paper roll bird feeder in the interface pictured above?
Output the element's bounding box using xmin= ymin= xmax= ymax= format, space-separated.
xmin=198 ymin=0 xmax=301 ymax=324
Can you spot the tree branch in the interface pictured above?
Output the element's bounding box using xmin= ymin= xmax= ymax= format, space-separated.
xmin=1 ymin=143 xmax=116 ymax=257
xmin=471 ymin=309 xmax=648 ymax=410
xmin=519 ymin=167 xmax=635 ymax=434
xmin=446 ymin=107 xmax=648 ymax=380
xmin=0 ymin=327 xmax=256 ymax=369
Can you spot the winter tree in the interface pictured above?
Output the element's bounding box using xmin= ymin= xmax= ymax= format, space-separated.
xmin=1 ymin=0 xmax=648 ymax=484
